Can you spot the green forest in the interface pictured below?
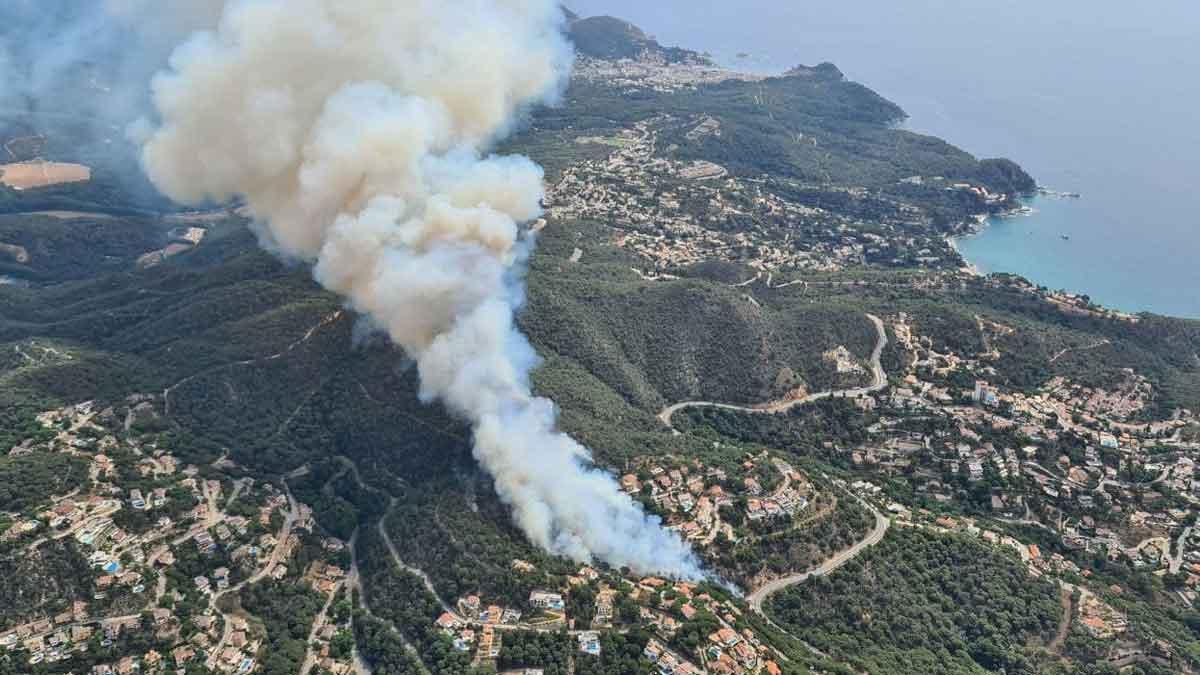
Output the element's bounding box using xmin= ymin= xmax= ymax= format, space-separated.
xmin=0 ymin=452 xmax=88 ymax=514
xmin=239 ymin=580 xmax=326 ymax=675
xmin=0 ymin=539 xmax=94 ymax=627
xmin=0 ymin=13 xmax=1196 ymax=675
xmin=355 ymin=526 xmax=477 ymax=675
xmin=769 ymin=528 xmax=1061 ymax=674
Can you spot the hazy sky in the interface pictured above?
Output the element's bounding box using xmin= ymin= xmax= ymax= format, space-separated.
xmin=570 ymin=1 xmax=1200 ymax=316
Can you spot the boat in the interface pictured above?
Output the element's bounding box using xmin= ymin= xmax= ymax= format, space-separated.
xmin=1061 ymin=234 xmax=1071 ymax=241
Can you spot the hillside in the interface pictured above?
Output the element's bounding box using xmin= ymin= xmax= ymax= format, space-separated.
xmin=0 ymin=10 xmax=1193 ymax=545
xmin=769 ymin=527 xmax=1063 ymax=674
xmin=567 ymin=15 xmax=708 ymax=64
xmin=0 ymin=12 xmax=1197 ymax=675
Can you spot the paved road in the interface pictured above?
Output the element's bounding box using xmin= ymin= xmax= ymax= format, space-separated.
xmin=206 ymin=483 xmax=300 ymax=669
xmin=26 ymin=505 xmax=120 ymax=552
xmin=299 ymin=578 xmax=345 ymax=675
xmin=348 ymin=528 xmax=431 ymax=675
xmin=1022 ymin=461 xmax=1091 ymax=492
xmin=658 ymin=314 xmax=888 ymax=430
xmin=376 ymin=499 xmax=461 ymax=619
xmin=344 ymin=530 xmax=375 ymax=675
xmin=5 ymin=210 xmax=117 ymax=220
xmin=747 ymin=486 xmax=890 ymax=615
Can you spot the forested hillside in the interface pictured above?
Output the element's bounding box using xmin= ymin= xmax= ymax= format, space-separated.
xmin=769 ymin=528 xmax=1061 ymax=674
xmin=567 ymin=15 xmax=707 ymax=63
xmin=0 ymin=13 xmax=1198 ymax=675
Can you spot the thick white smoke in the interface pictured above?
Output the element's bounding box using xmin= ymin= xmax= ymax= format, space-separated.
xmin=138 ymin=0 xmax=704 ymax=578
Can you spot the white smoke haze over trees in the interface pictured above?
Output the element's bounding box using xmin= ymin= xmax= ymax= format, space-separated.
xmin=0 ymin=0 xmax=222 ymax=124
xmin=0 ymin=0 xmax=229 ymax=201
xmin=126 ymin=0 xmax=705 ymax=578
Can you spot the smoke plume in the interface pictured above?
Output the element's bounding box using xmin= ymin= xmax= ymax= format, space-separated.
xmin=137 ymin=0 xmax=703 ymax=578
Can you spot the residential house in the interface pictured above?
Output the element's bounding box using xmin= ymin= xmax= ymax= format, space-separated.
xmin=528 ymin=591 xmax=564 ymax=611
xmin=436 ymin=613 xmax=461 ymax=633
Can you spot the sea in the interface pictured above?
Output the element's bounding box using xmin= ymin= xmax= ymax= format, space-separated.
xmin=569 ymin=0 xmax=1200 ymax=318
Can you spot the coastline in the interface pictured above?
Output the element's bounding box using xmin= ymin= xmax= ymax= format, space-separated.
xmin=945 ymin=210 xmax=993 ymax=273
xmin=948 ymin=194 xmax=1046 ymax=279
xmin=948 ymin=194 xmax=1151 ymax=322
xmin=946 ymin=224 xmax=984 ymax=277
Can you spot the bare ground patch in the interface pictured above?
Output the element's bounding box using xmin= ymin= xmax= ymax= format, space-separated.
xmin=0 ymin=161 xmax=91 ymax=190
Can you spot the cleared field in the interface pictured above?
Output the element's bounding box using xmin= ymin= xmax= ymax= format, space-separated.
xmin=0 ymin=161 xmax=91 ymax=190
xmin=13 ymin=211 xmax=115 ymax=220
xmin=136 ymin=242 xmax=196 ymax=269
xmin=165 ymin=210 xmax=235 ymax=223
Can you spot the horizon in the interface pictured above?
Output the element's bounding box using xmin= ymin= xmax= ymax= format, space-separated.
xmin=569 ymin=0 xmax=1200 ymax=317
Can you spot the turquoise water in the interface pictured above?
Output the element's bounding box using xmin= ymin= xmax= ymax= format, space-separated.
xmin=570 ymin=1 xmax=1200 ymax=319
xmin=957 ymin=195 xmax=1200 ymax=318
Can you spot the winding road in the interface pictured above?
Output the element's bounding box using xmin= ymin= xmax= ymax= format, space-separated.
xmin=746 ymin=485 xmax=890 ymax=614
xmin=205 ymin=483 xmax=301 ymax=670
xmin=657 ymin=313 xmax=889 ymax=430
xmin=651 ymin=312 xmax=894 ymax=627
xmin=377 ymin=498 xmax=462 ymax=619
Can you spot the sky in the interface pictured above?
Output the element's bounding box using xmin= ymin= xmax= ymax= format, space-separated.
xmin=569 ymin=0 xmax=1200 ymax=317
